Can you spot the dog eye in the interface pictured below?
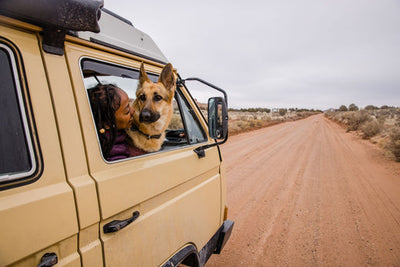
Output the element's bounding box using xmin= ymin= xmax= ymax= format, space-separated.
xmin=139 ymin=94 xmax=146 ymax=101
xmin=154 ymin=95 xmax=163 ymax=101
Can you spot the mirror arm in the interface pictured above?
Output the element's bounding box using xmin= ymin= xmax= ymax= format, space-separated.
xmin=194 ymin=135 xmax=228 ymax=158
xmin=179 ymin=77 xmax=228 ymax=106
xmin=177 ymin=76 xmax=229 ymax=159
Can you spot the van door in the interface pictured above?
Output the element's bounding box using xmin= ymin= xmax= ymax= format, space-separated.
xmin=65 ymin=43 xmax=223 ymax=266
xmin=0 ymin=25 xmax=79 ymax=265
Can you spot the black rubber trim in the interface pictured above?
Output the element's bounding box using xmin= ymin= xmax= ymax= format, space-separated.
xmin=0 ymin=38 xmax=44 ymax=191
xmin=161 ymin=245 xmax=200 ymax=267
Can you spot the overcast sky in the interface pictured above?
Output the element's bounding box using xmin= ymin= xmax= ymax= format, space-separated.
xmin=105 ymin=0 xmax=400 ymax=110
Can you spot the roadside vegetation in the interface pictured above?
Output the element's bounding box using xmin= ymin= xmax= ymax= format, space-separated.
xmin=228 ymin=108 xmax=321 ymax=135
xmin=325 ymin=104 xmax=400 ymax=161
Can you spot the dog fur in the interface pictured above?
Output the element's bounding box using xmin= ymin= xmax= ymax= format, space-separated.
xmin=126 ymin=62 xmax=176 ymax=152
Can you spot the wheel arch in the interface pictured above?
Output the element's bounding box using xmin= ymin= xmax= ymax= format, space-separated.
xmin=161 ymin=244 xmax=200 ymax=267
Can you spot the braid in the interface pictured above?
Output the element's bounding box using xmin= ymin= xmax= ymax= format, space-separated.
xmin=88 ymin=84 xmax=121 ymax=159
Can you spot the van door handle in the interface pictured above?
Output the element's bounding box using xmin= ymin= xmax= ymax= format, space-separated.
xmin=103 ymin=211 xmax=140 ymax=233
xmin=38 ymin=253 xmax=58 ymax=267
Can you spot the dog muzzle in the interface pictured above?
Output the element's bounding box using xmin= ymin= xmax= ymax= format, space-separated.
xmin=139 ymin=109 xmax=160 ymax=123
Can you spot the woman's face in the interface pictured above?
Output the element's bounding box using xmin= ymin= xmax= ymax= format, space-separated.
xmin=115 ymin=88 xmax=134 ymax=129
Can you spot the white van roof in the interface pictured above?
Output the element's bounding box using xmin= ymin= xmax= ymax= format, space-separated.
xmin=78 ymin=9 xmax=168 ymax=64
xmin=0 ymin=0 xmax=168 ymax=63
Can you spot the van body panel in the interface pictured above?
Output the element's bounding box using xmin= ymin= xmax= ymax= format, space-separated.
xmin=100 ymin=173 xmax=221 ymax=266
xmin=65 ymin=40 xmax=223 ymax=263
xmin=91 ymin=147 xmax=221 ymax=219
xmin=8 ymin=235 xmax=81 ymax=267
xmin=0 ymin=23 xmax=79 ymax=266
xmin=41 ymin=49 xmax=100 ymax=229
xmin=79 ymin=224 xmax=103 ymax=266
xmin=220 ymin=161 xmax=227 ymax=222
xmin=0 ymin=183 xmax=78 ymax=266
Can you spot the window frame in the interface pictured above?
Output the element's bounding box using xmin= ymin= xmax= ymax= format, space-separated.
xmin=0 ymin=42 xmax=37 ymax=184
xmin=79 ymin=57 xmax=208 ymax=163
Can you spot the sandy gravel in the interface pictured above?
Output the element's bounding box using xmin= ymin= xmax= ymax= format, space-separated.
xmin=207 ymin=114 xmax=400 ymax=266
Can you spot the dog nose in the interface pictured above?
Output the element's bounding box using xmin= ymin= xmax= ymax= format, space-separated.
xmin=140 ymin=109 xmax=152 ymax=122
xmin=139 ymin=109 xmax=160 ymax=123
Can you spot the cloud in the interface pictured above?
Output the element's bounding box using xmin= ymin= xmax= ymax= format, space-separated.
xmin=105 ymin=0 xmax=400 ymax=109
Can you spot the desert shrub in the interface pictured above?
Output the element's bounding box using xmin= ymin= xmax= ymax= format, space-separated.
xmin=380 ymin=109 xmax=392 ymax=117
xmin=248 ymin=119 xmax=265 ymax=128
xmin=365 ymin=105 xmax=379 ymax=110
xmin=377 ymin=114 xmax=388 ymax=124
xmin=237 ymin=121 xmax=246 ymax=128
xmin=360 ymin=120 xmax=382 ymax=139
xmin=346 ymin=111 xmax=371 ymax=131
xmin=349 ymin=103 xmax=359 ymax=111
xmin=387 ymin=127 xmax=400 ymax=161
xmin=168 ymin=114 xmax=184 ymax=129
xmin=339 ymin=105 xmax=348 ymax=111
xmin=228 ymin=121 xmax=240 ymax=134
xmin=324 ymin=111 xmax=336 ymax=120
xmin=279 ymin=108 xmax=287 ymax=116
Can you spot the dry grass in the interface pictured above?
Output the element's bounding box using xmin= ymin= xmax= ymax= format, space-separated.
xmin=168 ymin=113 xmax=184 ymax=129
xmin=229 ymin=110 xmax=321 ymax=135
xmin=388 ymin=127 xmax=400 ymax=162
xmin=325 ymin=107 xmax=400 ymax=161
xmin=360 ymin=120 xmax=381 ymax=139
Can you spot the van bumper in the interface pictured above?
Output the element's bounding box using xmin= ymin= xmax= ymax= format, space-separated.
xmin=162 ymin=220 xmax=234 ymax=267
xmin=214 ymin=220 xmax=234 ymax=254
xmin=199 ymin=220 xmax=234 ymax=265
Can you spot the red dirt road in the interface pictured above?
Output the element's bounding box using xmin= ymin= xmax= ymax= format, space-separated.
xmin=208 ymin=114 xmax=400 ymax=266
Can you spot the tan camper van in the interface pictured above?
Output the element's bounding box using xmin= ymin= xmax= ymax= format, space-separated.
xmin=0 ymin=1 xmax=233 ymax=266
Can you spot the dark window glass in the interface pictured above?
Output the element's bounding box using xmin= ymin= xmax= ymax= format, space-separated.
xmin=175 ymin=90 xmax=206 ymax=144
xmin=0 ymin=45 xmax=35 ymax=181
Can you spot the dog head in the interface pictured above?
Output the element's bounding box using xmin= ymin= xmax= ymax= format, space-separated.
xmin=132 ymin=63 xmax=176 ymax=134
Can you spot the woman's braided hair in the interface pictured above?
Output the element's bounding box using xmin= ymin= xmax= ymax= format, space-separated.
xmin=88 ymin=84 xmax=121 ymax=158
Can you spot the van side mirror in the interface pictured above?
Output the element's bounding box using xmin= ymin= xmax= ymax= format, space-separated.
xmin=208 ymin=97 xmax=228 ymax=140
xmin=177 ymin=76 xmax=229 ymax=158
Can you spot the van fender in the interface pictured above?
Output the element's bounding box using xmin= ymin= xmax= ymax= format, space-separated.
xmin=162 ymin=220 xmax=234 ymax=267
xmin=161 ymin=244 xmax=200 ymax=267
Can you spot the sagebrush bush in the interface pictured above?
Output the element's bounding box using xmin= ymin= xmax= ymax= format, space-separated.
xmin=229 ymin=110 xmax=319 ymax=135
xmin=360 ymin=120 xmax=382 ymax=139
xmin=388 ymin=127 xmax=400 ymax=161
xmin=377 ymin=114 xmax=388 ymax=124
xmin=168 ymin=114 xmax=184 ymax=129
xmin=325 ymin=107 xmax=400 ymax=162
xmin=346 ymin=111 xmax=371 ymax=131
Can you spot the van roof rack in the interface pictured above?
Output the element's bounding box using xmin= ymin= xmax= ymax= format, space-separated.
xmin=0 ymin=0 xmax=168 ymax=63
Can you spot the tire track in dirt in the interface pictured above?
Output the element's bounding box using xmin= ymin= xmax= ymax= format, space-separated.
xmin=208 ymin=114 xmax=400 ymax=266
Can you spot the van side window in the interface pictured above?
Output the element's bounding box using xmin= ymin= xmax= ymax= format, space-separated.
xmin=81 ymin=59 xmax=206 ymax=160
xmin=175 ymin=90 xmax=206 ymax=144
xmin=0 ymin=44 xmax=36 ymax=184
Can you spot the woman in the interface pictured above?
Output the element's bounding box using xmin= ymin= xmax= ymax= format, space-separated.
xmin=88 ymin=83 xmax=144 ymax=161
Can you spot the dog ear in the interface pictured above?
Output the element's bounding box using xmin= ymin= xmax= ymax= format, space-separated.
xmin=139 ymin=62 xmax=151 ymax=86
xmin=159 ymin=63 xmax=176 ymax=91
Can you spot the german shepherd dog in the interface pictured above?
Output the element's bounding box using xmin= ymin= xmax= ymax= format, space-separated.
xmin=126 ymin=63 xmax=176 ymax=152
